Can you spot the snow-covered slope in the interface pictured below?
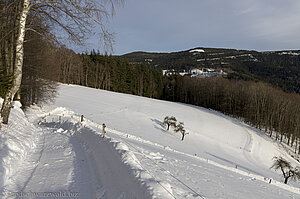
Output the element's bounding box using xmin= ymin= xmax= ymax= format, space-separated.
xmin=53 ymin=84 xmax=298 ymax=169
xmin=1 ymin=84 xmax=300 ymax=199
xmin=48 ymin=84 xmax=299 ymax=198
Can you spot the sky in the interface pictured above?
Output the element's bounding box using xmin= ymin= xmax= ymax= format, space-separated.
xmin=81 ymin=0 xmax=300 ymax=55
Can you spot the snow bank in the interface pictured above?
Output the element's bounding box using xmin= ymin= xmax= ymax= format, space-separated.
xmin=112 ymin=140 xmax=174 ymax=199
xmin=0 ymin=99 xmax=39 ymax=190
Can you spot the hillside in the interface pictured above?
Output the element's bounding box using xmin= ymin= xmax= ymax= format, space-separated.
xmin=1 ymin=84 xmax=300 ymax=198
xmin=33 ymin=84 xmax=300 ymax=197
xmin=121 ymin=48 xmax=300 ymax=93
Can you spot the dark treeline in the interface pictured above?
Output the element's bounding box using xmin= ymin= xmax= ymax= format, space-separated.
xmin=163 ymin=75 xmax=300 ymax=153
xmin=20 ymin=16 xmax=59 ymax=107
xmin=0 ymin=2 xmax=58 ymax=106
xmin=18 ymin=48 xmax=164 ymax=106
xmin=56 ymin=50 xmax=164 ymax=99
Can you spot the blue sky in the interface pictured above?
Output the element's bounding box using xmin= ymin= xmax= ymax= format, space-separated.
xmin=80 ymin=0 xmax=300 ymax=55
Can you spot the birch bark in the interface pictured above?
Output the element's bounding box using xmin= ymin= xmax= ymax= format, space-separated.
xmin=1 ymin=0 xmax=30 ymax=124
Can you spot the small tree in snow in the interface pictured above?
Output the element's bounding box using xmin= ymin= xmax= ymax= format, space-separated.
xmin=175 ymin=122 xmax=189 ymax=141
xmin=163 ymin=116 xmax=177 ymax=131
xmin=271 ymin=156 xmax=300 ymax=184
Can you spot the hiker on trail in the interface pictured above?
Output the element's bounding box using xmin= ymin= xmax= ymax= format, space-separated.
xmin=102 ymin=123 xmax=106 ymax=138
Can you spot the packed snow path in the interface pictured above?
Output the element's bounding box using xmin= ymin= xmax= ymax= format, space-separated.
xmin=6 ymin=115 xmax=151 ymax=199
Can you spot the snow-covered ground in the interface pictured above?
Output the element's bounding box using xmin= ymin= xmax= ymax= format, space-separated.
xmin=1 ymin=84 xmax=300 ymax=199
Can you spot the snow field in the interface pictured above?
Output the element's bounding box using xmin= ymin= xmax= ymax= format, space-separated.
xmin=49 ymin=84 xmax=300 ymax=198
xmin=57 ymin=110 xmax=300 ymax=197
xmin=36 ymin=107 xmax=300 ymax=198
xmin=1 ymin=83 xmax=300 ymax=199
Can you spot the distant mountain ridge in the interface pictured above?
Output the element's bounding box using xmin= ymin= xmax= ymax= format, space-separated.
xmin=120 ymin=47 xmax=300 ymax=93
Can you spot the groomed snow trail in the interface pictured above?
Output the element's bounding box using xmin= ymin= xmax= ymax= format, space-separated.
xmin=67 ymin=122 xmax=152 ymax=199
xmin=6 ymin=111 xmax=152 ymax=199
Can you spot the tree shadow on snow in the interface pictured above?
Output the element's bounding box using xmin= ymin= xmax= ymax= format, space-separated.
xmin=150 ymin=118 xmax=167 ymax=133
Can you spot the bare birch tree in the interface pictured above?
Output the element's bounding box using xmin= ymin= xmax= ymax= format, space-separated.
xmin=0 ymin=0 xmax=121 ymax=124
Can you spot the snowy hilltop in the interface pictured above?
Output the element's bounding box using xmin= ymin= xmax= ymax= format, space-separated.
xmin=0 ymin=84 xmax=300 ymax=199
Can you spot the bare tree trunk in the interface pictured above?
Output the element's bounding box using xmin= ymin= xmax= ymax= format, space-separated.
xmin=295 ymin=138 xmax=298 ymax=154
xmin=14 ymin=89 xmax=21 ymax=101
xmin=284 ymin=177 xmax=289 ymax=184
xmin=1 ymin=0 xmax=30 ymax=124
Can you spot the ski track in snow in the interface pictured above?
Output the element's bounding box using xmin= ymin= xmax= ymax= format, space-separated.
xmin=20 ymin=127 xmax=46 ymax=191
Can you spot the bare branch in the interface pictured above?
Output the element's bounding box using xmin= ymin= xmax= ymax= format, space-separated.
xmin=29 ymin=0 xmax=58 ymax=9
xmin=25 ymin=27 xmax=44 ymax=37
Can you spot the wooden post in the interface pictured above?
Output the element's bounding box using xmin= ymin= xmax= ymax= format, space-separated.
xmin=102 ymin=123 xmax=106 ymax=138
xmin=59 ymin=116 xmax=61 ymax=123
xmin=81 ymin=115 xmax=84 ymax=122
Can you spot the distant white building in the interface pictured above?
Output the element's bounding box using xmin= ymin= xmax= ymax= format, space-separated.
xmin=189 ymin=49 xmax=205 ymax=53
